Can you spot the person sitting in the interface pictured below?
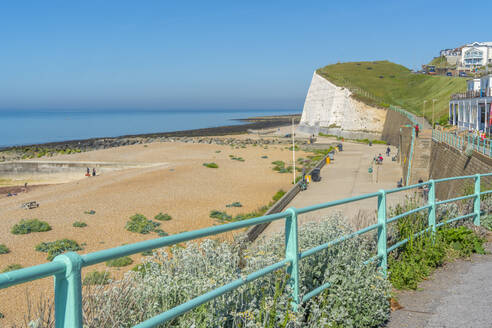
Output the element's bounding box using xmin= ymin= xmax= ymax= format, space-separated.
xmin=378 ymin=154 xmax=383 ymax=164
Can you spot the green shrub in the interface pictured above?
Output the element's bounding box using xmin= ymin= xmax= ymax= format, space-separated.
xmin=126 ymin=214 xmax=160 ymax=234
xmin=261 ymin=155 xmax=268 ymax=159
xmin=154 ymin=229 xmax=169 ymax=237
xmin=2 ymin=264 xmax=22 ymax=273
xmin=225 ymin=202 xmax=242 ymax=208
xmin=272 ymin=189 xmax=286 ymax=202
xmin=106 ymin=256 xmax=134 ymax=267
xmin=203 ymin=162 xmax=219 ymax=168
xmin=73 ymin=221 xmax=87 ymax=228
xmin=35 ymin=239 xmax=82 ymax=260
xmin=141 ymin=250 xmax=154 ymax=256
xmin=440 ymin=226 xmax=485 ymax=256
xmin=0 ymin=244 xmax=10 ymax=254
xmin=83 ymin=271 xmax=111 ymax=285
xmin=80 ymin=216 xmax=390 ymax=327
xmin=84 ymin=210 xmax=96 ymax=215
xmin=154 ymin=213 xmax=172 ymax=221
xmin=209 ymin=210 xmax=232 ymax=221
xmin=11 ymin=219 xmax=52 ymax=235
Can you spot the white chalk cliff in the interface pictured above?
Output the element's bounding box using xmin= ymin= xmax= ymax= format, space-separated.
xmin=299 ymin=72 xmax=386 ymax=136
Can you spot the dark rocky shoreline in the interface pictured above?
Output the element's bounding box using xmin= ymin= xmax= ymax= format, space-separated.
xmin=0 ymin=114 xmax=301 ymax=161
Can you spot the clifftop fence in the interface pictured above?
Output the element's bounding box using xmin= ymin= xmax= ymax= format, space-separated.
xmin=1 ymin=173 xmax=490 ymax=328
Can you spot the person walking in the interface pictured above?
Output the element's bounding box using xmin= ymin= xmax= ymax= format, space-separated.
xmin=386 ymin=146 xmax=390 ymax=156
xmin=415 ymin=124 xmax=419 ymax=138
xmin=92 ymin=168 xmax=96 ymax=176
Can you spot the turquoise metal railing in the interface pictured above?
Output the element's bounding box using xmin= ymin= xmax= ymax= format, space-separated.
xmin=389 ymin=105 xmax=418 ymax=185
xmin=0 ymin=173 xmax=490 ymax=327
xmin=432 ymin=130 xmax=492 ymax=157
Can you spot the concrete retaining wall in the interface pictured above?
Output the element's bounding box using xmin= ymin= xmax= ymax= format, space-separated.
xmin=246 ymin=154 xmax=329 ymax=242
xmin=0 ymin=161 xmax=157 ymax=176
xmin=429 ymin=141 xmax=492 ymax=199
xmin=381 ymin=109 xmax=413 ymax=183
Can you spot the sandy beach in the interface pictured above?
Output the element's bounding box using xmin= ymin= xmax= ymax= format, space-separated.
xmin=0 ymin=131 xmax=312 ymax=325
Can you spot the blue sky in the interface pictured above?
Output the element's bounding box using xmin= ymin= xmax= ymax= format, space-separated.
xmin=1 ymin=0 xmax=491 ymax=111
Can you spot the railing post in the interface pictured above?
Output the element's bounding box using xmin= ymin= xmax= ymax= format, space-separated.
xmin=377 ymin=190 xmax=387 ymax=275
xmin=428 ymin=180 xmax=436 ymax=233
xmin=474 ymin=174 xmax=481 ymax=226
xmin=285 ymin=207 xmax=299 ymax=310
xmin=53 ymin=252 xmax=83 ymax=328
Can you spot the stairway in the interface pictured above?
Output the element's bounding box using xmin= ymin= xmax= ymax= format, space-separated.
xmin=409 ymin=129 xmax=432 ymax=184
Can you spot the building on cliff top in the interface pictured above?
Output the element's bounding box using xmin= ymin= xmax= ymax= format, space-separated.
xmin=449 ymin=74 xmax=492 ymax=132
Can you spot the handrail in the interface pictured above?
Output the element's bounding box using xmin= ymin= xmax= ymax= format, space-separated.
xmin=432 ymin=129 xmax=492 ymax=158
xmin=388 ymin=105 xmax=418 ymax=185
xmin=0 ymin=173 xmax=489 ymax=327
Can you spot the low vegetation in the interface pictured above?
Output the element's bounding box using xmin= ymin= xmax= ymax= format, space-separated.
xmin=272 ymin=189 xmax=286 ymax=202
xmin=35 ymin=217 xmax=389 ymax=327
xmin=226 ymin=202 xmax=242 ymax=208
xmin=35 ymin=239 xmax=82 ymax=260
xmin=83 ymin=271 xmax=111 ymax=286
xmin=388 ymin=200 xmax=486 ymax=290
xmin=11 ymin=219 xmax=52 ymax=235
xmin=2 ymin=264 xmax=22 ymax=273
xmin=154 ymin=213 xmax=172 ymax=221
xmin=316 ymin=61 xmax=466 ymax=122
xmin=126 ymin=214 xmax=161 ymax=234
xmin=106 ymin=256 xmax=134 ymax=268
xmin=72 ymin=221 xmax=87 ymax=228
xmin=202 ymin=162 xmax=219 ymax=168
xmin=84 ymin=210 xmax=96 ymax=215
xmin=229 ymin=155 xmax=245 ymax=162
xmin=0 ymin=244 xmax=10 ymax=254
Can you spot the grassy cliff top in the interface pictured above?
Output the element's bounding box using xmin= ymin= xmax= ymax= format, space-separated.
xmin=316 ymin=61 xmax=466 ymax=123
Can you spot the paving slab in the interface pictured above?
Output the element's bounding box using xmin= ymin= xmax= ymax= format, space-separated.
xmin=262 ymin=140 xmax=409 ymax=236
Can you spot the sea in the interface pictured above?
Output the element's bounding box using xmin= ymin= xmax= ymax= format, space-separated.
xmin=0 ymin=109 xmax=299 ymax=148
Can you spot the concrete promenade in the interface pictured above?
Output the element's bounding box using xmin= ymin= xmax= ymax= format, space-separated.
xmin=262 ymin=139 xmax=409 ymax=236
xmin=387 ymin=240 xmax=492 ymax=328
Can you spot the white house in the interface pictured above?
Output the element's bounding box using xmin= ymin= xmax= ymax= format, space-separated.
xmin=449 ymin=75 xmax=492 ymax=132
xmin=460 ymin=42 xmax=492 ymax=68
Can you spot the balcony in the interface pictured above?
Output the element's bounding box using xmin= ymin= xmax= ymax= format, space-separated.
xmin=451 ymin=88 xmax=492 ymax=100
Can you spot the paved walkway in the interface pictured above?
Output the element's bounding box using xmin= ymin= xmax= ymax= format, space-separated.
xmin=387 ymin=239 xmax=492 ymax=328
xmin=262 ymin=139 xmax=408 ymax=236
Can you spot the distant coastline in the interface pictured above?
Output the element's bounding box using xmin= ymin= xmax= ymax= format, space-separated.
xmin=1 ymin=113 xmax=300 ymax=151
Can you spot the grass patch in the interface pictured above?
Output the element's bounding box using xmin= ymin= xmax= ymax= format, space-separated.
xmin=0 ymin=244 xmax=10 ymax=254
xmin=388 ymin=202 xmax=486 ymax=290
xmin=209 ymin=210 xmax=232 ymax=221
xmin=316 ymin=61 xmax=466 ymax=121
xmin=126 ymin=214 xmax=160 ymax=234
xmin=202 ymin=162 xmax=219 ymax=168
xmin=35 ymin=239 xmax=82 ymax=261
xmin=272 ymin=189 xmax=286 ymax=202
xmin=226 ymin=202 xmax=242 ymax=208
xmin=2 ymin=264 xmax=22 ymax=273
xmin=72 ymin=221 xmax=87 ymax=228
xmin=83 ymin=271 xmax=111 ymax=285
xmin=106 ymin=256 xmax=134 ymax=267
xmin=230 ymin=156 xmax=245 ymax=162
xmin=154 ymin=228 xmax=169 ymax=237
xmin=11 ymin=219 xmax=52 ymax=235
xmin=154 ymin=213 xmax=172 ymax=221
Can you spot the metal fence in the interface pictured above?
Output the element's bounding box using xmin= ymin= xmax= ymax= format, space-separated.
xmin=1 ymin=173 xmax=490 ymax=327
xmin=389 ymin=105 xmax=417 ymax=185
xmin=432 ymin=130 xmax=492 ymax=157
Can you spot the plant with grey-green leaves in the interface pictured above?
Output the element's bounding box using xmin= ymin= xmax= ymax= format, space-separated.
xmin=55 ymin=215 xmax=391 ymax=328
